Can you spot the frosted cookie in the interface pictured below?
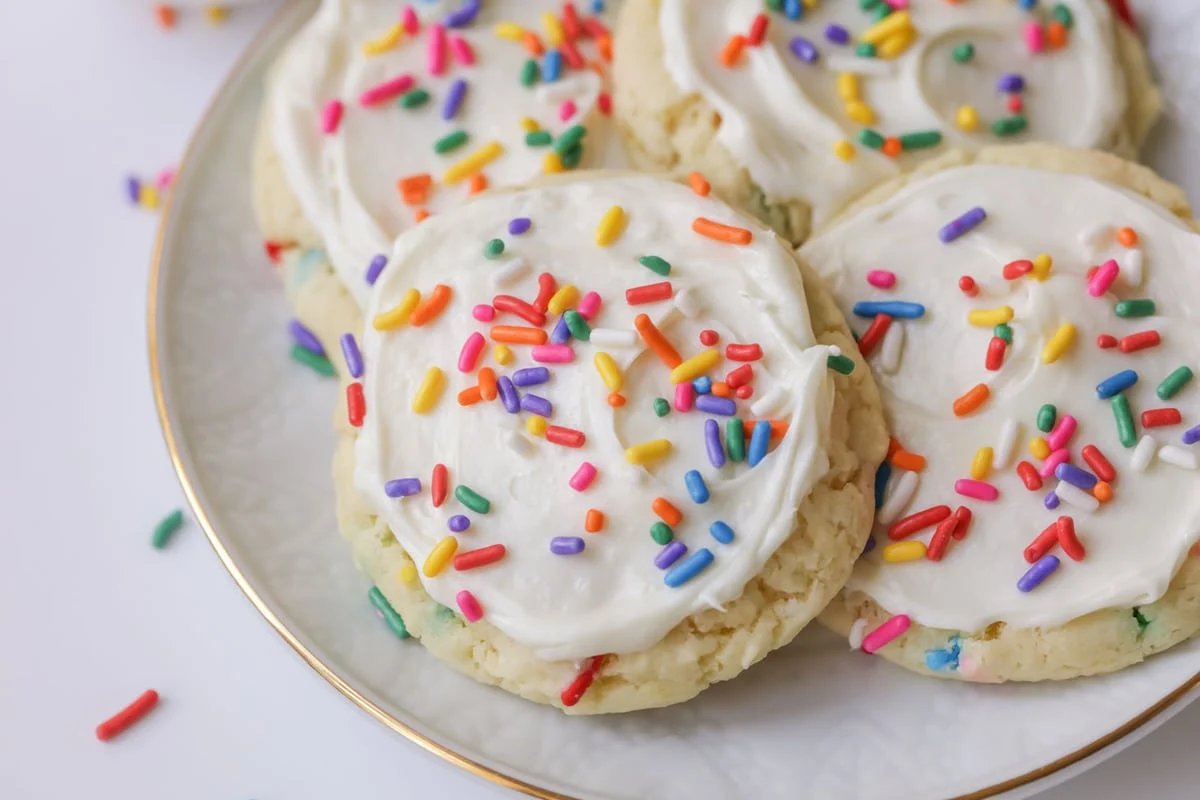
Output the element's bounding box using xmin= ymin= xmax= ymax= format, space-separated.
xmin=613 ymin=0 xmax=1160 ymax=243
xmin=802 ymin=145 xmax=1200 ymax=682
xmin=325 ymin=172 xmax=886 ymax=712
xmin=253 ymin=0 xmax=619 ymax=326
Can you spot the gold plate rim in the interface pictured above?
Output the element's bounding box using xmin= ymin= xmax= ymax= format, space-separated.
xmin=146 ymin=3 xmax=1200 ymax=798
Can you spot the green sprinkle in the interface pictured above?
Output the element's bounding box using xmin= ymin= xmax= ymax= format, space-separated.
xmin=151 ymin=509 xmax=184 ymax=549
xmin=858 ymin=0 xmax=881 ymax=9
xmin=855 ymin=42 xmax=876 ymax=58
xmin=561 ymin=142 xmax=584 ymax=169
xmin=1052 ymin=3 xmax=1074 ymax=28
xmin=1036 ymin=404 xmax=1057 ymax=433
xmin=952 ymin=43 xmax=975 ymax=64
xmin=1114 ymin=298 xmax=1156 ymax=318
xmin=434 ymin=129 xmax=469 ymax=154
xmin=399 ymin=88 xmax=429 ymax=109
xmin=1157 ymin=366 xmax=1194 ymax=400
xmin=564 ymin=309 xmax=590 ymax=341
xmin=1111 ymin=394 xmax=1136 ymax=448
xmin=290 ymin=344 xmax=336 ymax=377
xmin=368 ymin=587 xmax=410 ymax=639
xmin=827 ymin=354 xmax=856 ymax=375
xmin=454 ymin=485 xmax=491 ymax=514
xmin=872 ymin=4 xmax=891 ymax=21
xmin=520 ymin=58 xmax=539 ymax=87
xmin=483 ymin=238 xmax=505 ymax=259
xmin=899 ymin=130 xmax=943 ymax=151
xmin=1132 ymin=607 xmax=1150 ymax=634
xmin=727 ymin=419 xmax=746 ymax=463
xmin=650 ymin=522 xmax=673 ymax=545
xmin=766 ymin=0 xmax=783 ymax=10
xmin=858 ymin=129 xmax=885 ymax=150
xmin=993 ymin=323 xmax=1013 ymax=345
xmin=992 ymin=115 xmax=1027 ymax=137
xmin=653 ymin=397 xmax=671 ymax=417
xmin=524 ymin=130 xmax=552 ymax=147
xmin=553 ymin=124 xmax=587 ymax=156
xmin=639 ymin=255 xmax=671 ymax=276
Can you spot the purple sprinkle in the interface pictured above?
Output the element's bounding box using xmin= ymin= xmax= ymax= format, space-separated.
xmin=695 ymin=395 xmax=737 ymax=416
xmin=364 ymin=254 xmax=388 ymax=285
xmin=1017 ymin=554 xmax=1060 ymax=592
xmin=288 ymin=319 xmax=326 ymax=357
xmin=550 ymin=536 xmax=586 ymax=555
xmin=498 ymin=376 xmax=521 ymax=413
xmin=1054 ymin=462 xmax=1097 ymax=490
xmin=938 ymin=207 xmax=987 ymax=243
xmin=520 ymin=393 xmax=553 ymax=417
xmin=550 ymin=315 xmax=572 ymax=345
xmin=340 ymin=333 xmax=364 ymax=379
xmin=789 ymin=36 xmax=818 ymax=64
xmin=704 ymin=419 xmax=726 ymax=467
xmin=126 ymin=176 xmax=141 ymax=204
xmin=997 ymin=73 xmax=1025 ymax=93
xmin=862 ymin=536 xmax=877 ymax=555
xmin=1183 ymin=424 xmax=1200 ymax=445
xmin=508 ymin=217 xmax=532 ymax=236
xmin=654 ymin=540 xmax=688 ymax=570
xmin=442 ymin=78 xmax=467 ymax=120
xmin=1044 ymin=490 xmax=1060 ymax=510
xmin=448 ymin=514 xmax=470 ymax=533
xmin=385 ymin=478 xmax=422 ymax=497
xmin=511 ymin=366 xmax=550 ymax=387
xmin=824 ymin=24 xmax=850 ymax=45
xmin=443 ymin=0 xmax=481 ymax=28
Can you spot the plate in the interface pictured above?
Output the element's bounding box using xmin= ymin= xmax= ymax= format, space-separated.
xmin=149 ymin=2 xmax=1200 ymax=797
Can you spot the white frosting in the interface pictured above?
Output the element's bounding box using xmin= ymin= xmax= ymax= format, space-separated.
xmin=659 ymin=0 xmax=1125 ymax=224
xmin=801 ymin=164 xmax=1200 ymax=632
xmin=270 ymin=0 xmax=616 ymax=306
xmin=356 ymin=175 xmax=835 ymax=661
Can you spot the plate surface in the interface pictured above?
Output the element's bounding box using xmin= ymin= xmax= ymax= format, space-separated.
xmin=150 ymin=2 xmax=1200 ymax=798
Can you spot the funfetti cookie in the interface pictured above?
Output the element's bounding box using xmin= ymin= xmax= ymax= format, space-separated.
xmin=800 ymin=145 xmax=1200 ymax=682
xmin=613 ymin=1 xmax=1160 ymax=244
xmin=323 ymin=172 xmax=887 ymax=713
xmin=253 ymin=0 xmax=619 ymax=342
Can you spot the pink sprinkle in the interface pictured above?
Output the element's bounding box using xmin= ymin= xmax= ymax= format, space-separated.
xmin=155 ymin=167 xmax=176 ymax=189
xmin=1024 ymin=21 xmax=1044 ymax=53
xmin=1088 ymin=259 xmax=1119 ymax=297
xmin=359 ymin=74 xmax=414 ymax=106
xmin=674 ymin=382 xmax=694 ymax=412
xmin=532 ymin=345 xmax=575 ymax=364
xmin=577 ymin=291 xmax=602 ymax=320
xmin=885 ymin=0 xmax=909 ymax=9
xmin=598 ymin=92 xmax=612 ymax=116
xmin=559 ymin=99 xmax=577 ymax=122
xmin=1047 ymin=415 xmax=1078 ymax=451
xmin=456 ymin=590 xmax=483 ymax=622
xmin=401 ymin=5 xmax=419 ymax=35
xmin=472 ymin=304 xmax=495 ymax=322
xmin=866 ymin=270 xmax=896 ymax=289
xmin=448 ymin=35 xmax=475 ymax=65
xmin=861 ymin=614 xmax=910 ymax=654
xmin=427 ymin=24 xmax=447 ymax=76
xmin=1040 ymin=448 xmax=1070 ymax=478
xmin=569 ymin=462 xmax=598 ymax=492
xmin=954 ymin=479 xmax=999 ymax=502
xmin=457 ymin=332 xmax=486 ymax=373
xmin=320 ymin=99 xmax=344 ymax=134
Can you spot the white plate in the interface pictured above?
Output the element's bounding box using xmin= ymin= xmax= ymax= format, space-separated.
xmin=149 ymin=2 xmax=1200 ymax=797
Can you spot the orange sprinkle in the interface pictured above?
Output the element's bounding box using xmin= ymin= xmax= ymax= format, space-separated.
xmin=457 ymin=386 xmax=483 ymax=406
xmin=409 ymin=284 xmax=452 ymax=326
xmin=597 ymin=34 xmax=612 ymax=62
xmin=711 ymin=381 xmax=731 ymax=398
xmin=881 ymin=137 xmax=902 ymax=158
xmin=155 ymin=4 xmax=177 ymax=28
xmin=652 ymin=497 xmax=683 ymax=526
xmin=1093 ymin=481 xmax=1113 ymax=503
xmin=634 ymin=313 xmax=682 ymax=368
xmin=887 ymin=437 xmax=905 ymax=458
xmin=692 ymin=217 xmax=752 ymax=245
xmin=468 ymin=173 xmax=489 ymax=195
xmin=414 ymin=209 xmax=430 ymax=223
xmin=1191 ymin=542 xmax=1200 ymax=558
xmin=688 ymin=172 xmax=711 ymax=197
xmin=1116 ymin=227 xmax=1138 ymax=247
xmin=607 ymin=392 xmax=626 ymax=407
xmin=890 ymin=450 xmax=926 ymax=472
xmin=953 ymin=383 xmax=991 ymax=417
xmin=489 ymin=325 xmax=548 ymax=345
xmin=1046 ymin=20 xmax=1067 ymax=48
xmin=522 ymin=30 xmax=545 ymax=56
xmin=477 ymin=367 xmax=498 ymax=401
xmin=742 ymin=420 xmax=789 ymax=439
xmin=397 ymin=174 xmax=432 ymax=193
xmin=402 ymin=187 xmax=429 ymax=206
xmin=720 ymin=34 xmax=747 ymax=67
xmin=585 ymin=508 xmax=605 ymax=533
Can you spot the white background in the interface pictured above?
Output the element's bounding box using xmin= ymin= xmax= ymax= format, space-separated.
xmin=0 ymin=1 xmax=1196 ymax=798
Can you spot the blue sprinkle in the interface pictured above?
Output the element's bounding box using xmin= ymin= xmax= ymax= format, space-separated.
xmin=550 ymin=315 xmax=572 ymax=345
xmin=590 ymin=0 xmax=604 ymax=11
xmin=709 ymin=521 xmax=735 ymax=545
xmin=664 ymin=548 xmax=714 ymax=587
xmin=442 ymin=78 xmax=467 ymax=120
xmin=508 ymin=217 xmax=532 ymax=236
xmin=874 ymin=462 xmax=892 ymax=510
xmin=783 ymin=0 xmax=803 ymax=21
xmin=748 ymin=420 xmax=771 ymax=467
xmin=684 ymin=470 xmax=710 ymax=504
xmin=340 ymin=333 xmax=364 ymax=379
xmin=694 ymin=395 xmax=736 ymax=416
xmin=364 ymin=254 xmax=388 ymax=285
xmin=1096 ymin=369 xmax=1138 ymax=399
xmin=654 ymin=540 xmax=687 ymax=570
xmin=925 ymin=649 xmax=956 ymax=671
xmin=852 ymin=301 xmax=926 ymax=319
xmin=1018 ymin=0 xmax=1037 ymax=9
xmin=543 ymin=50 xmax=563 ymax=83
xmin=692 ymin=375 xmax=713 ymax=395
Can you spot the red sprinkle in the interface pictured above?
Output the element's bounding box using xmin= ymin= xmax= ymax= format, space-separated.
xmin=1002 ymin=259 xmax=1033 ymax=280
xmin=1024 ymin=522 xmax=1060 ymax=563
xmin=1016 ymin=460 xmax=1043 ymax=491
xmin=597 ymin=91 xmax=612 ymax=116
xmin=546 ymin=425 xmax=586 ymax=447
xmin=1056 ymin=516 xmax=1086 ymax=561
xmin=1007 ymin=95 xmax=1024 ymax=113
xmin=734 ymin=385 xmax=753 ymax=399
xmin=580 ymin=17 xmax=610 ymax=39
xmin=726 ymin=343 xmax=763 ymax=361
xmin=888 ymin=505 xmax=952 ymax=541
xmin=726 ymin=363 xmax=754 ymax=389
xmin=1081 ymin=444 xmax=1116 ymax=482
xmin=1119 ymin=330 xmax=1161 ymax=353
xmin=562 ymin=3 xmax=581 ymax=40
xmin=560 ymin=40 xmax=585 ymax=69
xmin=985 ymin=336 xmax=1007 ymax=371
xmin=432 ymin=463 xmax=448 ymax=507
xmin=925 ymin=514 xmax=958 ymax=562
xmin=1096 ymin=334 xmax=1119 ymax=349
xmin=264 ymin=240 xmax=287 ymax=263
xmin=747 ymin=12 xmax=769 ymax=45
xmin=532 ymin=272 xmax=557 ymax=313
xmin=958 ymin=276 xmax=979 ymax=297
xmin=561 ymin=655 xmax=606 ymax=707
xmin=951 ymin=505 xmax=973 ymax=541
xmin=96 ymin=689 xmax=159 ymax=741
xmin=625 ymin=282 xmax=673 ymax=305
xmin=857 ymin=313 xmax=892 ymax=357
xmin=1142 ymin=408 xmax=1182 ymax=428
xmin=1109 ymin=0 xmax=1137 ymax=31
xmin=493 ymin=294 xmax=547 ymax=327
xmin=454 ymin=544 xmax=507 ymax=571
xmin=347 ymin=382 xmax=365 ymax=427
xmin=699 ymin=329 xmax=719 ymax=346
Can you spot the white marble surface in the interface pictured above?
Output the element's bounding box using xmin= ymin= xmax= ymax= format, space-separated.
xmin=0 ymin=2 xmax=1196 ymax=798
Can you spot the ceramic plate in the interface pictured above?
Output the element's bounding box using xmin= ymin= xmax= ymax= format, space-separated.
xmin=150 ymin=2 xmax=1200 ymax=797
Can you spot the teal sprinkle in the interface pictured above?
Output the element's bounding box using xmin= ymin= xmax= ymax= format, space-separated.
xmin=653 ymin=397 xmax=670 ymax=417
xmin=483 ymin=238 xmax=505 ymax=259
xmin=1132 ymin=607 xmax=1151 ymax=635
xmin=993 ymin=323 xmax=1013 ymax=345
xmin=151 ymin=509 xmax=184 ymax=549
xmin=368 ymin=587 xmax=410 ymax=639
xmin=827 ymin=353 xmax=855 ymax=375
xmin=855 ymin=42 xmax=876 ymax=58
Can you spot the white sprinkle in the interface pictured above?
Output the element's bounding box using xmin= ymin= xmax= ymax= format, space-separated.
xmin=673 ymin=288 xmax=703 ymax=318
xmin=1131 ymin=434 xmax=1158 ymax=472
xmin=490 ymin=257 xmax=530 ymax=287
xmin=505 ymin=430 xmax=534 ymax=457
xmin=879 ymin=319 xmax=905 ymax=374
xmin=1158 ymin=445 xmax=1199 ymax=470
xmin=589 ymin=328 xmax=638 ymax=347
xmin=751 ymin=386 xmax=788 ymax=417
xmin=1079 ymin=223 xmax=1112 ymax=251
xmin=534 ymin=75 xmax=590 ymax=104
xmin=1119 ymin=248 xmax=1144 ymax=287
xmin=824 ymin=55 xmax=895 ymax=77
xmin=829 ymin=344 xmax=843 ymax=357
xmin=992 ymin=418 xmax=1020 ymax=470
xmin=876 ymin=469 xmax=919 ymax=525
xmin=848 ymin=618 xmax=868 ymax=651
xmin=1054 ymin=481 xmax=1099 ymax=513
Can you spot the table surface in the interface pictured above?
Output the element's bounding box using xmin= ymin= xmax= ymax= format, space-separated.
xmin=1 ymin=2 xmax=1196 ymax=798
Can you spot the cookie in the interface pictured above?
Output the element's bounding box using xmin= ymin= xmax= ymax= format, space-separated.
xmin=322 ymin=172 xmax=887 ymax=712
xmin=612 ymin=0 xmax=1161 ymax=244
xmin=800 ymin=144 xmax=1200 ymax=682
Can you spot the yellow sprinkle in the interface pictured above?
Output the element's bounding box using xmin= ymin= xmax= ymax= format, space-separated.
xmin=362 ymin=22 xmax=404 ymax=55
xmin=956 ymin=105 xmax=979 ymax=133
xmin=594 ymin=205 xmax=627 ymax=247
xmin=877 ymin=27 xmax=915 ymax=59
xmin=967 ymin=306 xmax=1014 ymax=327
xmin=626 ymin=439 xmax=673 ymax=465
xmin=801 ymin=0 xmax=818 ymax=7
xmin=398 ymin=562 xmax=418 ymax=586
xmin=494 ymin=21 xmax=524 ymax=40
xmin=837 ymin=73 xmax=860 ymax=102
xmin=412 ymin=367 xmax=445 ymax=414
xmin=547 ymin=284 xmax=580 ymax=315
xmin=422 ymin=536 xmax=458 ymax=577
xmin=860 ymin=11 xmax=912 ymax=45
xmin=970 ymin=447 xmax=994 ymax=480
xmin=526 ymin=415 xmax=548 ymax=436
xmin=593 ymin=352 xmax=623 ymax=392
xmin=542 ymin=11 xmax=565 ymax=46
xmin=543 ymin=151 xmax=565 ymax=174
xmin=443 ymin=141 xmax=503 ymax=184
xmin=669 ymin=349 xmax=722 ymax=385
xmin=204 ymin=5 xmax=227 ymax=24
xmin=373 ymin=288 xmax=421 ymax=330
xmin=882 ymin=541 xmax=927 ymax=563
xmin=833 ymin=140 xmax=856 ymax=161
xmin=1030 ymin=436 xmax=1051 ymax=460
xmin=1041 ymin=323 xmax=1077 ymax=364
xmin=139 ymin=184 xmax=160 ymax=210
xmin=520 ymin=116 xmax=541 ymax=133
xmin=1032 ymin=253 xmax=1053 ymax=281
xmin=493 ymin=344 xmax=513 ymax=365
xmin=845 ymin=101 xmax=876 ymax=125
